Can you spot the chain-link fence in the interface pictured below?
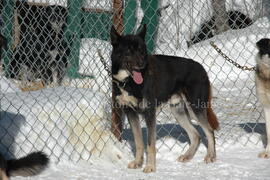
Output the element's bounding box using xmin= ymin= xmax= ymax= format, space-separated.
xmin=0 ymin=0 xmax=270 ymax=162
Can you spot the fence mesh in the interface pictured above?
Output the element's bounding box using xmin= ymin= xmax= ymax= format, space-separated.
xmin=0 ymin=0 xmax=269 ymax=162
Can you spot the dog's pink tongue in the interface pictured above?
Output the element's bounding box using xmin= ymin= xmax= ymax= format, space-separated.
xmin=132 ymin=71 xmax=143 ymax=84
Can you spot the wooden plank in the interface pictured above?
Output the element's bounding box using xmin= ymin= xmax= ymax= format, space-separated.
xmin=82 ymin=7 xmax=112 ymax=14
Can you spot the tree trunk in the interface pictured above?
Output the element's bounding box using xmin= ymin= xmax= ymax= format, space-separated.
xmin=212 ymin=0 xmax=230 ymax=34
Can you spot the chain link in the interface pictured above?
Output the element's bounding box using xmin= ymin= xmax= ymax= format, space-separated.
xmin=210 ymin=41 xmax=256 ymax=71
xmin=0 ymin=0 xmax=266 ymax=164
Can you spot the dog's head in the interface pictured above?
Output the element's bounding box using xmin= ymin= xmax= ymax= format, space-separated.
xmin=46 ymin=5 xmax=67 ymax=36
xmin=110 ymin=25 xmax=147 ymax=84
xmin=256 ymin=38 xmax=270 ymax=59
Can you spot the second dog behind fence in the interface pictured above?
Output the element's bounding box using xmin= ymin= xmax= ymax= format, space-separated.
xmin=6 ymin=2 xmax=70 ymax=86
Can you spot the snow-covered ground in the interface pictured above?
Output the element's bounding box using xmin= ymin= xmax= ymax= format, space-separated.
xmin=13 ymin=148 xmax=270 ymax=180
xmin=1 ymin=0 xmax=270 ymax=179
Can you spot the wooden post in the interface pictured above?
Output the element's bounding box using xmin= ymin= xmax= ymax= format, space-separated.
xmin=111 ymin=0 xmax=124 ymax=141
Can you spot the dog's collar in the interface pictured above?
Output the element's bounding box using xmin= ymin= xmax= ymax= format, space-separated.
xmin=112 ymin=78 xmax=128 ymax=88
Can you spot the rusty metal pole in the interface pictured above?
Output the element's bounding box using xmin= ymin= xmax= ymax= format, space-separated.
xmin=111 ymin=0 xmax=124 ymax=141
xmin=112 ymin=0 xmax=124 ymax=34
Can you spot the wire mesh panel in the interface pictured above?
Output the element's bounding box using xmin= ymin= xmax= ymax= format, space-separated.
xmin=0 ymin=0 xmax=269 ymax=163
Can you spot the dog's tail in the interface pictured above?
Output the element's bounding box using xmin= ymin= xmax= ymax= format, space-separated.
xmin=6 ymin=151 xmax=49 ymax=177
xmin=207 ymin=84 xmax=219 ymax=131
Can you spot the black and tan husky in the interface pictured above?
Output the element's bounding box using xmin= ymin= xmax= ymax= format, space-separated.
xmin=255 ymin=38 xmax=270 ymax=158
xmin=0 ymin=151 xmax=49 ymax=180
xmin=110 ymin=25 xmax=219 ymax=173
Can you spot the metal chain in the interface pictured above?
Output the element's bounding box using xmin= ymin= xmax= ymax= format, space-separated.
xmin=210 ymin=41 xmax=256 ymax=71
xmin=97 ymin=49 xmax=112 ymax=76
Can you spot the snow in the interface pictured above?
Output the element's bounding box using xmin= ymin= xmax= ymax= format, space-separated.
xmin=156 ymin=0 xmax=264 ymax=51
xmin=0 ymin=76 xmax=21 ymax=93
xmin=11 ymin=147 xmax=270 ymax=180
xmin=1 ymin=88 xmax=117 ymax=161
xmin=1 ymin=0 xmax=270 ymax=179
xmin=74 ymin=38 xmax=111 ymax=93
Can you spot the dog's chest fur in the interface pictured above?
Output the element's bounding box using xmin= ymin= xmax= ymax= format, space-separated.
xmin=256 ymin=54 xmax=270 ymax=106
xmin=113 ymin=69 xmax=144 ymax=108
xmin=116 ymin=87 xmax=139 ymax=107
xmin=113 ymin=68 xmax=183 ymax=110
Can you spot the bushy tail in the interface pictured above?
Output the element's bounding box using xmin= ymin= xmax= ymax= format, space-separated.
xmin=207 ymin=85 xmax=220 ymax=131
xmin=6 ymin=151 xmax=49 ymax=177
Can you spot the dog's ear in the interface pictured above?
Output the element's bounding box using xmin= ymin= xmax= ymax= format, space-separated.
xmin=137 ymin=24 xmax=147 ymax=40
xmin=0 ymin=34 xmax=7 ymax=50
xmin=256 ymin=38 xmax=270 ymax=50
xmin=110 ymin=26 xmax=120 ymax=45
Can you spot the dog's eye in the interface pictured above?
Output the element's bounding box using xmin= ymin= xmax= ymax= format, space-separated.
xmin=138 ymin=46 xmax=144 ymax=52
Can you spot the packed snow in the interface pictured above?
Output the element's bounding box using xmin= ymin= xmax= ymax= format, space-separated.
xmin=1 ymin=0 xmax=270 ymax=179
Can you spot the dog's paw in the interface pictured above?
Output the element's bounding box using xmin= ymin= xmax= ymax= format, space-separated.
xmin=128 ymin=160 xmax=143 ymax=169
xmin=143 ymin=165 xmax=156 ymax=173
xmin=177 ymin=155 xmax=192 ymax=162
xmin=258 ymin=151 xmax=270 ymax=158
xmin=204 ymin=155 xmax=216 ymax=163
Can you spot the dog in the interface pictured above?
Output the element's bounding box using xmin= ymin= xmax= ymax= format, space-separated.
xmin=0 ymin=151 xmax=49 ymax=180
xmin=255 ymin=38 xmax=270 ymax=158
xmin=187 ymin=11 xmax=253 ymax=47
xmin=110 ymin=25 xmax=219 ymax=173
xmin=7 ymin=2 xmax=69 ymax=85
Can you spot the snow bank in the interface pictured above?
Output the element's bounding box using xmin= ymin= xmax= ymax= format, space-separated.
xmin=0 ymin=87 xmax=130 ymax=165
xmin=0 ymin=76 xmax=21 ymax=93
xmin=156 ymin=17 xmax=270 ymax=82
xmin=72 ymin=38 xmax=111 ymax=93
xmin=12 ymin=146 xmax=270 ymax=180
xmin=157 ymin=0 xmax=263 ymax=51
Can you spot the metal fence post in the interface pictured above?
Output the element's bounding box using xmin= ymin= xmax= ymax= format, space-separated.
xmin=66 ymin=0 xmax=84 ymax=78
xmin=2 ymin=0 xmax=14 ymax=78
xmin=140 ymin=0 xmax=159 ymax=53
xmin=123 ymin=0 xmax=136 ymax=34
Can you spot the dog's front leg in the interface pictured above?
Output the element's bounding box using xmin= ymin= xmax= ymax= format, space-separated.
xmin=143 ymin=108 xmax=156 ymax=173
xmin=126 ymin=110 xmax=144 ymax=168
xmin=259 ymin=107 xmax=270 ymax=158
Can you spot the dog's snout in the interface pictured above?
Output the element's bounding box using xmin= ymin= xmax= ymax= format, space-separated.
xmin=138 ymin=61 xmax=144 ymax=67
